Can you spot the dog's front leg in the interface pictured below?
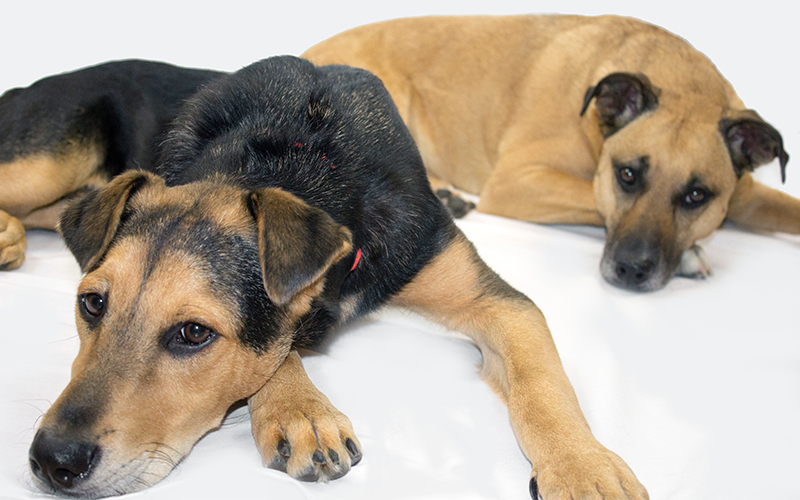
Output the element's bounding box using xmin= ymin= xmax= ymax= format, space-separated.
xmin=248 ymin=350 xmax=362 ymax=482
xmin=0 ymin=209 xmax=25 ymax=270
xmin=477 ymin=161 xmax=605 ymax=226
xmin=392 ymin=233 xmax=648 ymax=500
xmin=726 ymin=173 xmax=800 ymax=234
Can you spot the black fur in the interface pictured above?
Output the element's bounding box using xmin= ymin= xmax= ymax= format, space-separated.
xmin=0 ymin=60 xmax=223 ymax=176
xmin=580 ymin=72 xmax=660 ymax=137
xmin=154 ymin=56 xmax=455 ymax=349
xmin=719 ymin=116 xmax=790 ymax=182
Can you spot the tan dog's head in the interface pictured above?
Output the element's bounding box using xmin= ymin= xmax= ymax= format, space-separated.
xmin=29 ymin=171 xmax=351 ymax=497
xmin=582 ymin=73 xmax=788 ymax=291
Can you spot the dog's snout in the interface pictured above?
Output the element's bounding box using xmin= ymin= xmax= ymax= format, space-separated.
xmin=29 ymin=429 xmax=100 ymax=491
xmin=615 ymin=258 xmax=655 ymax=286
xmin=609 ymin=237 xmax=662 ymax=290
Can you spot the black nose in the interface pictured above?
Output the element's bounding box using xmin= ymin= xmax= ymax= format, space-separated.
xmin=612 ymin=237 xmax=660 ymax=289
xmin=29 ymin=429 xmax=99 ymax=491
xmin=615 ymin=258 xmax=655 ymax=286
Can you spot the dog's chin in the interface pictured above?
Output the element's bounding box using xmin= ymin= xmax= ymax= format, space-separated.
xmin=31 ymin=446 xmax=182 ymax=499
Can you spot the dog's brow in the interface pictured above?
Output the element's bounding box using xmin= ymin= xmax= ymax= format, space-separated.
xmin=123 ymin=204 xmax=283 ymax=353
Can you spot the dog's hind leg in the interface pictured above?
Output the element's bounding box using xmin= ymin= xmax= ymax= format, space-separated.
xmin=391 ymin=231 xmax=648 ymax=500
xmin=0 ymin=146 xmax=105 ymax=270
xmin=248 ymin=350 xmax=362 ymax=482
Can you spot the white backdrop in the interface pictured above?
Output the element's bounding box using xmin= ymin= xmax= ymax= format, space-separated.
xmin=1 ymin=2 xmax=799 ymax=500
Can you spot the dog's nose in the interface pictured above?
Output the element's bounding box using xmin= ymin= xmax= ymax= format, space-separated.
xmin=29 ymin=429 xmax=99 ymax=490
xmin=614 ymin=258 xmax=655 ymax=286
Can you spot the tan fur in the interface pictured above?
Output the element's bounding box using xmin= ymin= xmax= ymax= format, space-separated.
xmin=249 ymin=351 xmax=361 ymax=480
xmin=391 ymin=234 xmax=648 ymax=499
xmin=0 ymin=209 xmax=25 ymax=270
xmin=304 ymin=15 xmax=800 ymax=284
xmin=0 ymin=146 xmax=104 ymax=221
xmin=0 ymin=144 xmax=105 ymax=270
xmin=37 ymin=178 xmax=358 ymax=495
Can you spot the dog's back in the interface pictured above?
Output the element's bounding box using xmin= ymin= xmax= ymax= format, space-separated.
xmin=303 ymin=15 xmax=741 ymax=193
xmin=157 ymin=56 xmax=454 ymax=335
xmin=0 ymin=59 xmax=222 ymax=177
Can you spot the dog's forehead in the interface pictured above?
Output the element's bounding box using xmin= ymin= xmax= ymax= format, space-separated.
xmin=82 ymin=241 xmax=245 ymax=342
xmin=130 ymin=179 xmax=253 ymax=230
xmin=608 ymin=110 xmax=735 ymax=183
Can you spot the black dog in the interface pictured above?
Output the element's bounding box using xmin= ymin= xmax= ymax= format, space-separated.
xmin=25 ymin=56 xmax=646 ymax=499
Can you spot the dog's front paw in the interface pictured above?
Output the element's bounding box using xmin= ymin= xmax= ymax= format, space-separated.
xmin=531 ymin=443 xmax=648 ymax=500
xmin=676 ymin=244 xmax=712 ymax=280
xmin=435 ymin=188 xmax=476 ymax=218
xmin=248 ymin=377 xmax=361 ymax=482
xmin=0 ymin=210 xmax=26 ymax=271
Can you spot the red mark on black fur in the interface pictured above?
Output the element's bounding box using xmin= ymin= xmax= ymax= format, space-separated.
xmin=350 ymin=248 xmax=362 ymax=271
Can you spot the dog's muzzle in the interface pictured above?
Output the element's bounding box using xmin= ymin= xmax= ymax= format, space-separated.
xmin=601 ymin=236 xmax=670 ymax=292
xmin=29 ymin=429 xmax=100 ymax=493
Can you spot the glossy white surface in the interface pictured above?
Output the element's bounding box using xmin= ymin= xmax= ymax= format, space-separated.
xmin=1 ymin=2 xmax=798 ymax=499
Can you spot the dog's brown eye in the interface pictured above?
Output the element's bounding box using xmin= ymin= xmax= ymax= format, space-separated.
xmin=682 ymin=187 xmax=710 ymax=208
xmin=180 ymin=323 xmax=213 ymax=345
xmin=614 ymin=159 xmax=648 ymax=194
xmin=687 ymin=189 xmax=705 ymax=203
xmin=81 ymin=293 xmax=105 ymax=317
xmin=619 ymin=167 xmax=636 ymax=184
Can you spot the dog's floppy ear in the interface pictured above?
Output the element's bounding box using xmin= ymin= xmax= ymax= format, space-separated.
xmin=719 ymin=111 xmax=790 ymax=183
xmin=58 ymin=171 xmax=160 ymax=272
xmin=581 ymin=72 xmax=660 ymax=137
xmin=248 ymin=188 xmax=353 ymax=306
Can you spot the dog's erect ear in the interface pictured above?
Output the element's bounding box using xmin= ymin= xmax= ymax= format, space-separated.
xmin=58 ymin=171 xmax=160 ymax=272
xmin=719 ymin=112 xmax=790 ymax=183
xmin=248 ymin=188 xmax=353 ymax=306
xmin=581 ymin=72 xmax=661 ymax=137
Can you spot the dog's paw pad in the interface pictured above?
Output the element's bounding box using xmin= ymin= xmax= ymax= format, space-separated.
xmin=677 ymin=244 xmax=712 ymax=279
xmin=250 ymin=393 xmax=361 ymax=482
xmin=435 ymin=189 xmax=476 ymax=219
xmin=0 ymin=211 xmax=26 ymax=271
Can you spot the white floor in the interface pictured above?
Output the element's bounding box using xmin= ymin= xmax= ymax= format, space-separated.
xmin=1 ymin=2 xmax=799 ymax=500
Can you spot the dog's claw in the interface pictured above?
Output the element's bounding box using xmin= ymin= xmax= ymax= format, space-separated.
xmin=345 ymin=437 xmax=362 ymax=465
xmin=677 ymin=244 xmax=712 ymax=280
xmin=529 ymin=476 xmax=540 ymax=499
xmin=0 ymin=210 xmax=26 ymax=271
xmin=296 ymin=465 xmax=320 ymax=482
xmin=277 ymin=439 xmax=291 ymax=457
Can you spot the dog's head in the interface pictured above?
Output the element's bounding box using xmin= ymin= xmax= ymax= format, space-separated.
xmin=29 ymin=171 xmax=352 ymax=497
xmin=582 ymin=72 xmax=788 ymax=291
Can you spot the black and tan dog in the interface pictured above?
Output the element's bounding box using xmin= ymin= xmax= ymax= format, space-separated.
xmin=303 ymin=15 xmax=798 ymax=292
xmin=0 ymin=59 xmax=223 ymax=270
xmin=16 ymin=57 xmax=647 ymax=499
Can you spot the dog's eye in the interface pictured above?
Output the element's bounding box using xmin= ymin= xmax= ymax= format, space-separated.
xmin=80 ymin=293 xmax=105 ymax=318
xmin=179 ymin=323 xmax=214 ymax=346
xmin=619 ymin=167 xmax=636 ymax=184
xmin=614 ymin=163 xmax=644 ymax=193
xmin=682 ymin=187 xmax=710 ymax=209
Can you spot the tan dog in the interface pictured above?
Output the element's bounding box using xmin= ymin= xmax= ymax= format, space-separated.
xmin=303 ymin=14 xmax=797 ymax=291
